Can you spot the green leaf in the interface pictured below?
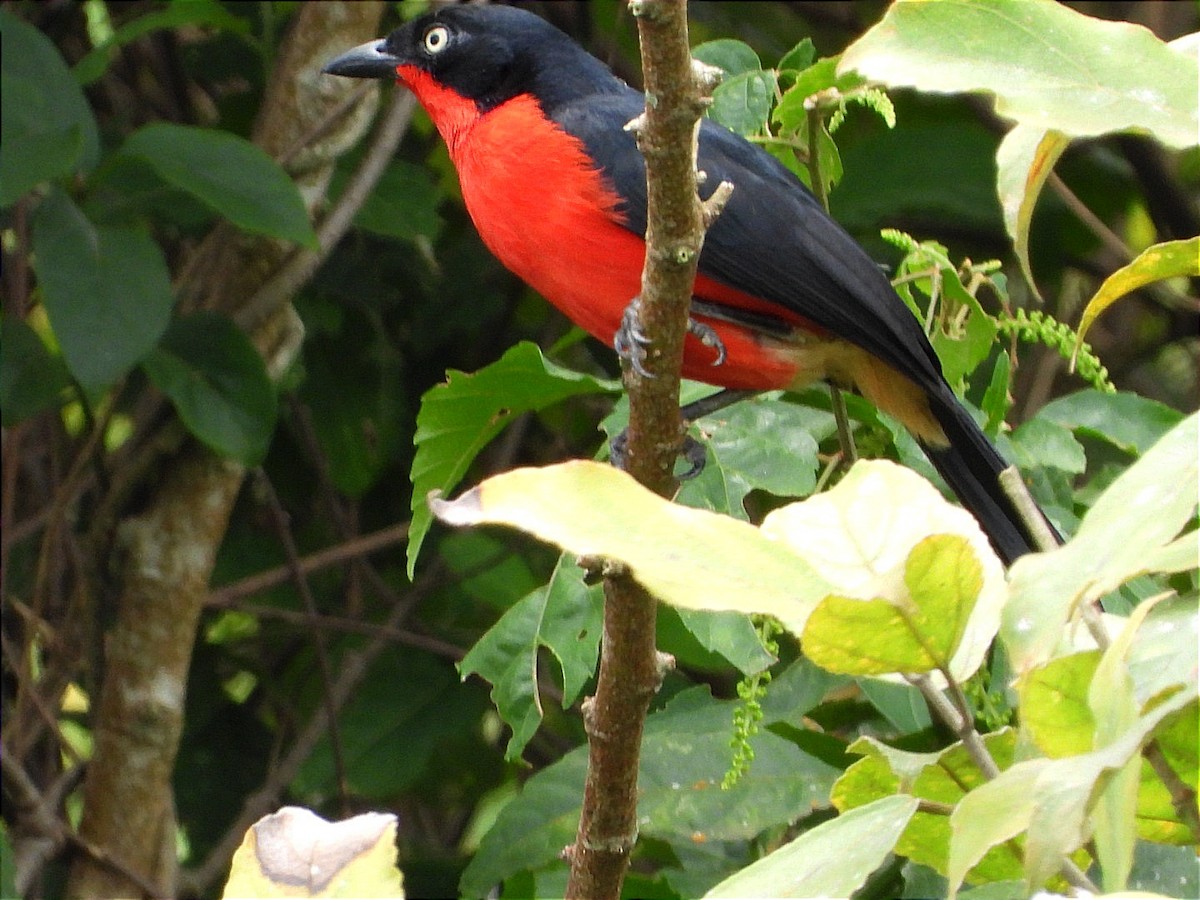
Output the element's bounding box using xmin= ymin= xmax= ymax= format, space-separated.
xmin=777 ymin=38 xmax=816 ymax=75
xmin=143 ymin=312 xmax=277 ymax=466
xmin=980 ymin=352 xmax=1012 ymax=436
xmin=1037 ymin=390 xmax=1183 ymax=456
xmin=1009 ymin=417 xmax=1087 ymax=474
xmin=773 ymin=58 xmax=862 ymax=132
xmin=679 ymin=395 xmax=824 ymax=517
xmin=432 ymin=460 xmax=833 ymax=635
xmin=74 ymin=0 xmax=249 ymax=86
xmin=1077 ymin=238 xmax=1200 ymax=349
xmin=293 ymin=648 xmax=472 ymax=800
xmin=996 ymin=125 xmax=1071 ymax=298
xmin=222 ymin=808 xmax=403 ymax=899
xmin=0 ymin=9 xmax=100 ymax=205
xmin=0 ymin=316 xmax=71 ymax=424
xmin=858 ymin=678 xmax=932 ymax=732
xmin=458 ymin=559 xmax=602 ymax=761
xmin=708 ymin=70 xmax=776 ymax=136
xmin=946 ymin=688 xmax=1195 ymax=896
xmin=460 ymin=686 xmax=843 ymax=897
xmin=835 ymin=730 xmax=1023 ymax=883
xmin=32 ymin=189 xmax=172 ymax=391
xmin=705 ymin=795 xmax=919 ymax=899
xmin=801 ymin=535 xmax=982 ymax=676
xmin=407 ymin=342 xmax=618 ymax=577
xmin=691 ymin=39 xmax=761 ymax=76
xmin=117 ymin=123 xmax=317 ymax=247
xmin=1018 ymin=651 xmax=1101 ymax=758
xmin=670 ymin=608 xmax=775 ymax=676
xmin=840 ymin=0 xmax=1199 ymax=149
xmin=1003 ymin=412 xmax=1198 ymax=673
xmin=762 ymin=461 xmax=1004 ymax=682
xmin=929 ymin=270 xmax=1000 ymax=389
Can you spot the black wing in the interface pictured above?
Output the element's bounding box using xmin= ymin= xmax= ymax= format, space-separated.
xmin=552 ymin=91 xmax=948 ymax=399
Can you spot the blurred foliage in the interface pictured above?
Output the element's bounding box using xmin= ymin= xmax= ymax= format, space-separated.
xmin=1 ymin=1 xmax=1196 ymax=898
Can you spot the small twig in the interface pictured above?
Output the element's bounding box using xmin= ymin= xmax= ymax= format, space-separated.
xmin=205 ymin=599 xmax=465 ymax=660
xmin=997 ymin=466 xmax=1060 ymax=552
xmin=829 ymin=387 xmax=858 ymax=466
xmin=255 ymin=469 xmax=351 ymax=813
xmin=804 ymin=95 xmax=829 ymax=212
xmin=236 ymin=89 xmax=418 ymax=333
xmin=1047 ymin=171 xmax=1133 ymax=265
xmin=207 ymin=523 xmax=409 ymax=605
xmin=909 ymin=675 xmax=1000 ymax=779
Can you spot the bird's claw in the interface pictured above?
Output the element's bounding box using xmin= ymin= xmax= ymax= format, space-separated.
xmin=687 ymin=318 xmax=726 ymax=367
xmin=616 ymin=298 xmax=728 ymax=375
xmin=614 ymin=298 xmax=654 ymax=378
xmin=609 ymin=428 xmax=708 ymax=480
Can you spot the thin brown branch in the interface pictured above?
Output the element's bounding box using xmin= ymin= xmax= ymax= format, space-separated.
xmin=235 ymin=89 xmax=418 ymax=334
xmin=255 ymin=470 xmax=351 ymax=812
xmin=565 ymin=1 xmax=714 ymax=897
xmin=207 ymin=522 xmax=410 ymax=606
xmin=1046 ymin=170 xmax=1133 ymax=265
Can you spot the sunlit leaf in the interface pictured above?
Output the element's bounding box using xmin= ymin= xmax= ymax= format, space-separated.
xmin=222 ymin=807 xmax=403 ymax=899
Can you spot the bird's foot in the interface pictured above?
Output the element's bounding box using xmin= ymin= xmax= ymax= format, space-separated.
xmin=614 ymin=298 xmax=653 ymax=378
xmin=610 ymin=428 xmax=708 ymax=480
xmin=614 ymin=298 xmax=728 ymax=376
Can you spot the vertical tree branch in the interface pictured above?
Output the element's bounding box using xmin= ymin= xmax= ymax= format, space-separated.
xmin=565 ymin=2 xmax=718 ymax=898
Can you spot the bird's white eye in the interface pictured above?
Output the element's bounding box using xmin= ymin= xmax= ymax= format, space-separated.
xmin=423 ymin=25 xmax=450 ymax=55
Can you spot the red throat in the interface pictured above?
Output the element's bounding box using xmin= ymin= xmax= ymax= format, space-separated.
xmin=395 ymin=65 xmax=481 ymax=153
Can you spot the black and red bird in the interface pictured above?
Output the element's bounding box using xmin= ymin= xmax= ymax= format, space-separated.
xmin=323 ymin=4 xmax=1053 ymax=563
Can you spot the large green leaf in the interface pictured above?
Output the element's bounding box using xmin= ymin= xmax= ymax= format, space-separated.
xmin=432 ymin=459 xmax=833 ymax=635
xmin=834 ymin=731 xmax=1023 ymax=884
xmin=142 ymin=312 xmax=277 ymax=466
xmin=1036 ymin=390 xmax=1183 ymax=456
xmin=1002 ymin=412 xmax=1198 ymax=673
xmin=801 ymin=534 xmax=983 ymax=677
xmin=407 ymin=342 xmax=618 ymax=576
xmin=704 ymin=795 xmax=919 ymax=899
xmin=32 ymin=189 xmax=173 ymax=391
xmin=946 ymin=687 xmax=1195 ymax=897
xmin=458 ymin=558 xmax=603 ymax=761
xmin=117 ymin=123 xmax=317 ymax=247
xmin=840 ymin=0 xmax=1198 ymax=149
xmin=459 ymin=686 xmax=843 ymax=897
xmin=0 ymin=9 xmax=100 ymax=206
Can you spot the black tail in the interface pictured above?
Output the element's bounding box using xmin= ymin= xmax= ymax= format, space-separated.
xmin=923 ymin=392 xmax=1058 ymax=565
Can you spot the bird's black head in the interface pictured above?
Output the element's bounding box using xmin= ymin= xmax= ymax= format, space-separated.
xmin=322 ymin=4 xmax=627 ymax=114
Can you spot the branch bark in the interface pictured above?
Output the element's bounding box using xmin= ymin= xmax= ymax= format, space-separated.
xmin=565 ymin=2 xmax=718 ymax=897
xmin=65 ymin=4 xmax=389 ymax=897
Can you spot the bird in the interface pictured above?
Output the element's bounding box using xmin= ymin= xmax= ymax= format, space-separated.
xmin=322 ymin=3 xmax=1054 ymax=564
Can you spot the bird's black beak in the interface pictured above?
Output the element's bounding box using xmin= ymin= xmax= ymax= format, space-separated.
xmin=321 ymin=40 xmax=402 ymax=79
